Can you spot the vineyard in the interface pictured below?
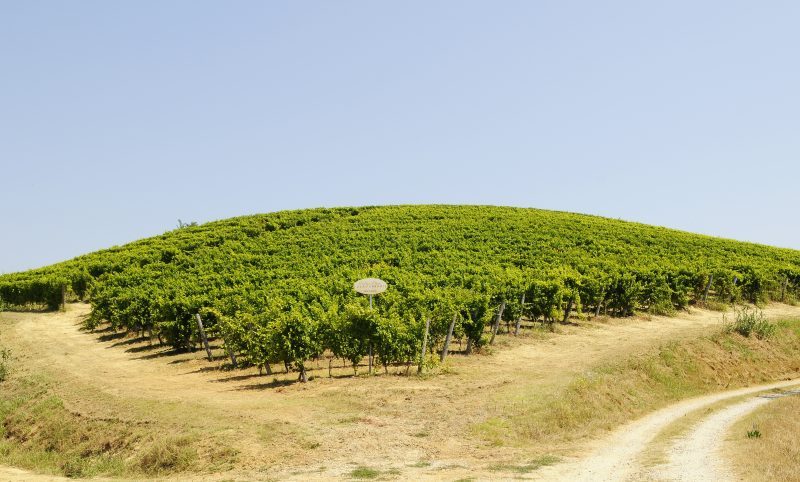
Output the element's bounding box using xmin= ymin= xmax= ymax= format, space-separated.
xmin=1 ymin=205 xmax=799 ymax=383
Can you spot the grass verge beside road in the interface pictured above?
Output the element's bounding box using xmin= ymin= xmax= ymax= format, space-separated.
xmin=726 ymin=391 xmax=800 ymax=481
xmin=475 ymin=317 xmax=800 ymax=449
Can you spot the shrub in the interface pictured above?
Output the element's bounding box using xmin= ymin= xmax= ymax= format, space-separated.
xmin=649 ymin=300 xmax=676 ymax=316
xmin=727 ymin=306 xmax=776 ymax=339
xmin=703 ymin=300 xmax=728 ymax=312
xmin=0 ymin=347 xmax=9 ymax=382
xmin=350 ymin=466 xmax=381 ymax=479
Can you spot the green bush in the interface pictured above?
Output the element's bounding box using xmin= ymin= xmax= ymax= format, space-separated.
xmin=727 ymin=306 xmax=776 ymax=339
xmin=649 ymin=300 xmax=677 ymax=316
xmin=0 ymin=347 xmax=9 ymax=382
xmin=746 ymin=423 xmax=762 ymax=439
xmin=350 ymin=466 xmax=381 ymax=479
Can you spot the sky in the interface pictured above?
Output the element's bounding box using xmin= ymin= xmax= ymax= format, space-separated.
xmin=1 ymin=1 xmax=799 ymax=274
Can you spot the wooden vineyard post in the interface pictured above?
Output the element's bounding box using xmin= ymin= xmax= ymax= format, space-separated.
xmin=61 ymin=284 xmax=67 ymax=312
xmin=440 ymin=313 xmax=457 ymax=362
xmin=418 ymin=316 xmax=431 ymax=373
xmin=703 ymin=274 xmax=714 ymax=302
xmin=465 ymin=318 xmax=474 ymax=355
xmin=226 ymin=345 xmax=238 ymax=368
xmin=594 ymin=291 xmax=604 ymax=318
xmin=781 ymin=277 xmax=788 ymax=302
xmin=514 ymin=293 xmax=525 ymax=336
xmin=489 ymin=301 xmax=505 ymax=345
xmin=562 ymin=297 xmax=574 ymax=324
xmin=368 ymin=343 xmax=373 ymax=375
xmin=195 ymin=313 xmax=213 ymax=362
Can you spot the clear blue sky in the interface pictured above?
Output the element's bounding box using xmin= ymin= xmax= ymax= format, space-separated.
xmin=2 ymin=1 xmax=799 ymax=274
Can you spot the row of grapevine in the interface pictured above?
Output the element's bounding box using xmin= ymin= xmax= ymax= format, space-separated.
xmin=2 ymin=206 xmax=799 ymax=382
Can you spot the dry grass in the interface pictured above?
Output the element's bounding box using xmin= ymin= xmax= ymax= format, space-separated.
xmin=0 ymin=374 xmax=131 ymax=477
xmin=727 ymin=393 xmax=800 ymax=481
xmin=474 ymin=318 xmax=800 ymax=448
xmin=0 ymin=373 xmax=239 ymax=478
xmin=2 ymin=304 xmax=800 ymax=480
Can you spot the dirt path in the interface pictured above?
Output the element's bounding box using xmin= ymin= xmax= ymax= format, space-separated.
xmin=4 ymin=385 xmax=794 ymax=482
xmin=659 ymin=396 xmax=775 ymax=481
xmin=0 ymin=466 xmax=71 ymax=482
xmin=538 ymin=380 xmax=800 ymax=481
xmin=2 ymin=303 xmax=800 ymax=480
xmin=12 ymin=304 xmax=800 ymax=407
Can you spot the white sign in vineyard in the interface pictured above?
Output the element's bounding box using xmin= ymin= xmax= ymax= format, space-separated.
xmin=354 ymin=278 xmax=387 ymax=308
xmin=353 ymin=278 xmax=388 ymax=295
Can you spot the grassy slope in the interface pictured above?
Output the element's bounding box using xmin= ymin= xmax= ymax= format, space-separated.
xmin=724 ymin=318 xmax=800 ymax=482
xmin=727 ymin=392 xmax=800 ymax=481
xmin=475 ymin=317 xmax=800 ymax=448
xmin=0 ymin=372 xmax=235 ymax=478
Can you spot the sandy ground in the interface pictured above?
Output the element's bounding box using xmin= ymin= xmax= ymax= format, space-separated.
xmin=1 ymin=303 xmax=799 ymax=480
xmin=0 ymin=466 xmax=72 ymax=482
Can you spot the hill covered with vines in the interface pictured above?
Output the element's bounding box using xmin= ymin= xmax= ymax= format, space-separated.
xmin=2 ymin=205 xmax=799 ymax=381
